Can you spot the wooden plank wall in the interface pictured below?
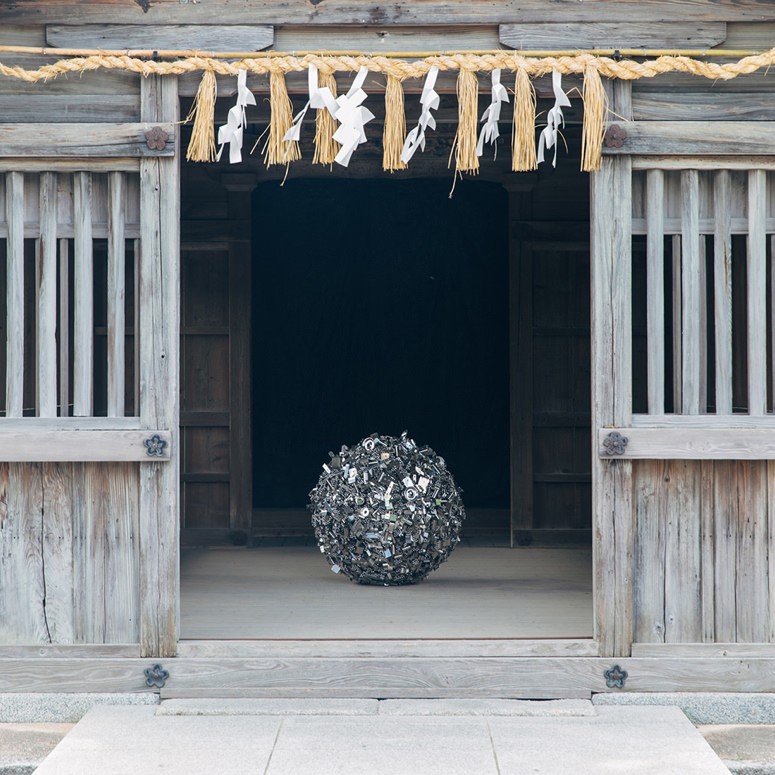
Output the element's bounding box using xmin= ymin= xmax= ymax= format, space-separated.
xmin=0 ymin=461 xmax=140 ymax=645
xmin=634 ymin=459 xmax=773 ymax=644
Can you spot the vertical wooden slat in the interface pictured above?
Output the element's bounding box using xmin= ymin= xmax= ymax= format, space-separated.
xmin=5 ymin=172 xmax=24 ymax=418
xmin=108 ymin=171 xmax=126 ymax=417
xmin=73 ymin=171 xmax=93 ymax=417
xmin=713 ymin=460 xmax=737 ymax=641
xmin=748 ymin=169 xmax=767 ymax=415
xmin=714 ymin=170 xmax=733 ymax=415
xmin=681 ymin=170 xmax=701 ymax=415
xmin=633 ymin=460 xmax=666 ymax=643
xmin=41 ymin=462 xmax=74 ymax=644
xmin=38 ymin=172 xmax=58 ymax=418
xmin=646 ymin=169 xmax=665 ymax=414
xmin=698 ymin=235 xmax=708 ymax=413
xmin=591 ymin=79 xmax=633 ymax=658
xmin=58 ymin=238 xmax=69 ymax=416
xmin=700 ymin=459 xmax=715 ymax=642
xmin=139 ymin=74 xmax=179 ymax=657
xmin=736 ymin=460 xmax=769 ymax=641
xmin=134 ymin=237 xmax=141 ymax=415
xmin=768 ymin=460 xmax=775 ymax=642
xmin=671 ymin=234 xmax=682 ymax=412
xmin=664 ymin=460 xmax=702 ymax=642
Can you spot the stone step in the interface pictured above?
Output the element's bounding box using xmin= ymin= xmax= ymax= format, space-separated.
xmin=32 ymin=700 xmax=732 ymax=775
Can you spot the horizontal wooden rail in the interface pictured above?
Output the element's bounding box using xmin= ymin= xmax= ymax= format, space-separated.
xmin=0 ymin=123 xmax=175 ymax=158
xmin=603 ymin=122 xmax=775 ymax=156
xmin=0 ymin=429 xmax=172 ymax=461
xmin=598 ymin=427 xmax=775 ymax=459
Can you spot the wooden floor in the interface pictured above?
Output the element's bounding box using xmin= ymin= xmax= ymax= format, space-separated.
xmin=179 ymin=545 xmax=593 ymax=640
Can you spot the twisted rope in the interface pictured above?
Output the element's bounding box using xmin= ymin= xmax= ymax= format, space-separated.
xmin=2 ymin=48 xmax=775 ymax=83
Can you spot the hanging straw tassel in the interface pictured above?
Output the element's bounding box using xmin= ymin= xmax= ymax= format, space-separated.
xmin=186 ymin=69 xmax=217 ymax=162
xmin=581 ymin=65 xmax=607 ymax=172
xmin=382 ymin=74 xmax=407 ymax=172
xmin=453 ymin=68 xmax=479 ymax=174
xmin=314 ymin=69 xmax=340 ymax=165
xmin=512 ymin=67 xmax=537 ymax=172
xmin=264 ymin=69 xmax=301 ymax=167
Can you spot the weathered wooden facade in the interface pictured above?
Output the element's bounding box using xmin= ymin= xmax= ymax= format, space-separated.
xmin=3 ymin=2 xmax=775 ymax=697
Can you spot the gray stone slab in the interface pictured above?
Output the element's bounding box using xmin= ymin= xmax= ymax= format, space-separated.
xmin=157 ymin=698 xmax=379 ymax=715
xmin=488 ymin=706 xmax=732 ymax=775
xmin=0 ymin=723 xmax=73 ymax=775
xmin=377 ymin=698 xmax=595 ymax=716
xmin=700 ymin=725 xmax=775 ymax=775
xmin=593 ymin=692 xmax=775 ymax=725
xmin=0 ymin=693 xmax=158 ymax=723
xmin=266 ymin=715 xmax=499 ymax=775
xmin=33 ymin=706 xmax=281 ymax=775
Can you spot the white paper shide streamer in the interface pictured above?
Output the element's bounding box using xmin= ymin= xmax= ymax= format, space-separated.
xmin=332 ymin=66 xmax=375 ymax=167
xmin=400 ymin=65 xmax=440 ymax=165
xmin=282 ymin=64 xmax=340 ymax=154
xmin=476 ymin=69 xmax=509 ymax=159
xmin=537 ymin=70 xmax=571 ymax=168
xmin=217 ymin=70 xmax=256 ymax=164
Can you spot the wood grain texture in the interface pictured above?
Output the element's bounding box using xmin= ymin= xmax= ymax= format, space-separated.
xmin=632 ymin=643 xmax=775 ymax=656
xmin=0 ymin=430 xmax=171 ymax=461
xmin=671 ymin=235 xmax=682 ymax=413
xmin=5 ymin=172 xmax=24 ymax=418
xmin=37 ymin=172 xmax=57 ymax=418
xmin=633 ymin=460 xmax=666 ymax=642
xmin=108 ymin=171 xmax=126 ymax=418
xmin=590 ymin=79 xmax=633 ymax=658
xmin=599 ymin=428 xmax=775 ymax=459
xmin=139 ymin=74 xmax=179 ymax=658
xmin=58 ymin=239 xmax=70 ymax=416
xmin=1 ymin=1 xmax=772 ymax=24
xmin=0 ymin=94 xmax=140 ymax=124
xmin=700 ymin=460 xmax=714 ymax=642
xmin=736 ymin=461 xmax=770 ymax=641
xmin=712 ymin=461 xmax=737 ymax=641
xmin=645 ymin=169 xmax=665 ymax=415
xmin=604 ymin=123 xmax=775 ymax=156
xmin=713 ymin=170 xmax=733 ymax=415
xmin=500 ymin=22 xmax=726 ymax=49
xmin=681 ymin=170 xmax=702 ymax=414
xmin=46 ymin=24 xmax=274 ymax=51
xmin=632 ymin=414 xmax=775 ymax=427
xmin=0 ymin=159 xmax=140 ymax=174
xmin=0 ymin=463 xmax=48 ymax=645
xmin=663 ymin=461 xmax=702 ymax=642
xmin=73 ymin=172 xmax=93 ymax=417
xmin=0 ymin=124 xmax=175 ymax=157
xmin=748 ymin=169 xmax=767 ymax=414
xmin=633 ymin=93 xmax=775 ymax=122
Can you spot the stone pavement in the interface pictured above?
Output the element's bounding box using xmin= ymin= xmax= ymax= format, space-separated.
xmin=19 ymin=699 xmax=734 ymax=775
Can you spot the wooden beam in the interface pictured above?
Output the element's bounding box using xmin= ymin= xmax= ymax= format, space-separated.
xmin=5 ymin=172 xmax=24 ymax=418
xmin=500 ymin=22 xmax=726 ymax=49
xmin=0 ymin=124 xmax=175 ymax=158
xmin=599 ymin=427 xmax=775 ymax=459
xmin=590 ymin=79 xmax=633 ymax=658
xmin=604 ymin=122 xmax=775 ymax=156
xmin=713 ymin=171 xmax=733 ymax=416
xmin=0 ymin=430 xmax=171 ymax=462
xmin=1 ymin=1 xmax=772 ymax=25
xmin=5 ymin=655 xmax=775 ymax=695
xmin=46 ymin=24 xmax=274 ymax=52
xmin=681 ymin=170 xmax=702 ymax=414
xmin=139 ymin=74 xmax=180 ymax=659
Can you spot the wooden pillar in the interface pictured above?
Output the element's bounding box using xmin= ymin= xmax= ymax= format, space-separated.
xmin=221 ymin=172 xmax=257 ymax=535
xmin=139 ymin=74 xmax=180 ymax=657
xmin=591 ymin=80 xmax=634 ymax=657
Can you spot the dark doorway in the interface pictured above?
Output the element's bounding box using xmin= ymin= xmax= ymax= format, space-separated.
xmin=251 ymin=178 xmax=510 ymax=536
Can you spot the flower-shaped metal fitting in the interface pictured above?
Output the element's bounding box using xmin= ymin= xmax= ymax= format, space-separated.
xmin=604 ymin=664 xmax=628 ymax=689
xmin=144 ymin=434 xmax=168 ymax=457
xmin=145 ymin=126 xmax=169 ymax=151
xmin=144 ymin=664 xmax=170 ymax=688
xmin=603 ymin=431 xmax=628 ymax=456
xmin=604 ymin=124 xmax=627 ymax=148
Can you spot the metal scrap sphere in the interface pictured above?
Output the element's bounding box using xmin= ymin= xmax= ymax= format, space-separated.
xmin=308 ymin=432 xmax=466 ymax=585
